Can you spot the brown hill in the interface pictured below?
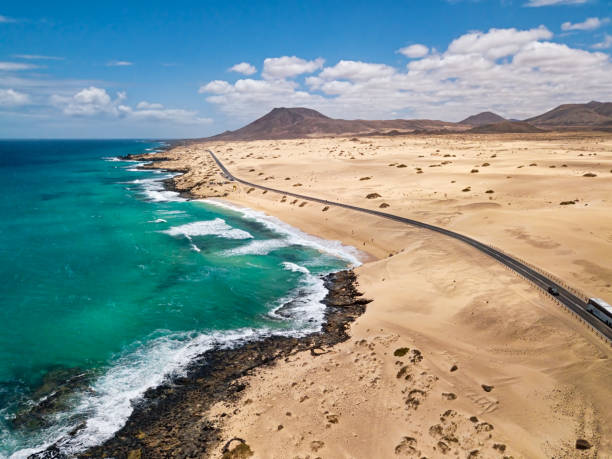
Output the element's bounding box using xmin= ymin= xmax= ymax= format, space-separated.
xmin=204 ymin=107 xmax=467 ymax=141
xmin=459 ymin=111 xmax=506 ymax=126
xmin=526 ymin=101 xmax=612 ymax=128
xmin=468 ymin=121 xmax=544 ymax=134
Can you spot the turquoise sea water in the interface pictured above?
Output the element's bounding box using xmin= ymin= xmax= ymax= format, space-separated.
xmin=0 ymin=140 xmax=359 ymax=457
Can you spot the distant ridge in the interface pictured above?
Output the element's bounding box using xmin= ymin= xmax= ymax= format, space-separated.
xmin=460 ymin=111 xmax=506 ymax=126
xmin=201 ymin=102 xmax=612 ymax=141
xmin=203 ymin=107 xmax=467 ymax=141
xmin=468 ymin=121 xmax=543 ymax=134
xmin=526 ymin=101 xmax=612 ymax=128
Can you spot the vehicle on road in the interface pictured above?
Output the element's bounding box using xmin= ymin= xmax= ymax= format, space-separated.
xmin=586 ymin=298 xmax=612 ymax=327
xmin=548 ymin=286 xmax=559 ymax=296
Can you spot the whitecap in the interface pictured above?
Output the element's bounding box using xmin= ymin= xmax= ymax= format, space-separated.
xmin=222 ymin=239 xmax=287 ymax=256
xmin=128 ymin=176 xmax=185 ymax=203
xmin=163 ymin=218 xmax=253 ymax=240
xmin=282 ymin=262 xmax=310 ymax=274
xmin=147 ymin=218 xmax=167 ymax=223
xmin=268 ymin=264 xmax=328 ymax=330
xmin=203 ymin=200 xmax=362 ymax=266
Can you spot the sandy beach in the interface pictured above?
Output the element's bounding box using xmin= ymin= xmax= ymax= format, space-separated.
xmin=131 ymin=132 xmax=612 ymax=458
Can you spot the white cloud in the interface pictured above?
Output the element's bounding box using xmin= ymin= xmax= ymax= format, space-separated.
xmin=318 ymin=60 xmax=396 ymax=81
xmin=262 ymin=56 xmax=324 ymax=80
xmin=525 ymin=0 xmax=588 ymax=6
xmin=13 ymin=54 xmax=65 ymax=60
xmin=447 ymin=26 xmax=553 ymax=59
xmin=0 ymin=62 xmax=39 ymax=71
xmin=593 ymin=34 xmax=612 ymax=49
xmin=136 ymin=101 xmax=164 ymax=110
xmin=51 ymin=86 xmax=122 ymax=116
xmin=398 ymin=44 xmax=429 ymax=58
xmin=106 ymin=60 xmax=133 ymax=67
xmin=51 ymin=86 xmax=211 ymax=124
xmin=229 ymin=62 xmax=257 ymax=75
xmin=0 ymin=88 xmax=29 ymax=106
xmin=125 ymin=106 xmax=212 ymax=124
xmin=199 ymin=26 xmax=612 ymax=122
xmin=562 ymin=17 xmax=610 ymax=31
xmin=0 ymin=14 xmax=17 ymax=23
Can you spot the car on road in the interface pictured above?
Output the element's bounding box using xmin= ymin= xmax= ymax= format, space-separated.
xmin=548 ymin=286 xmax=559 ymax=296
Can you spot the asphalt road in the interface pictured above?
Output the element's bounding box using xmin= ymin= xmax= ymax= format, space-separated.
xmin=208 ymin=150 xmax=612 ymax=344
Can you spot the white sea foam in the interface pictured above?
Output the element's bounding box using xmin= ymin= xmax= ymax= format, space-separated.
xmin=102 ymin=156 xmax=122 ymax=162
xmin=10 ymin=326 xmax=314 ymax=458
xmin=203 ymin=199 xmax=363 ymax=266
xmin=163 ymin=219 xmax=253 ymax=240
xmin=148 ymin=218 xmax=167 ymax=223
xmin=269 ymin=262 xmax=328 ymax=330
xmin=156 ymin=210 xmax=186 ymax=216
xmin=223 ymin=239 xmax=287 ymax=256
xmin=129 ymin=176 xmax=185 ymax=203
xmin=282 ymin=261 xmax=310 ymax=274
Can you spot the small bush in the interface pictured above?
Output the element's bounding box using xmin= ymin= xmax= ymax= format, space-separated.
xmin=394 ymin=347 xmax=409 ymax=357
xmin=366 ymin=193 xmax=381 ymax=199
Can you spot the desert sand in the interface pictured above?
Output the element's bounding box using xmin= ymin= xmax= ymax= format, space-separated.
xmin=138 ymin=132 xmax=612 ymax=458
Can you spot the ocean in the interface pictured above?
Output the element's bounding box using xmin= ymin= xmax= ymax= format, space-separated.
xmin=0 ymin=140 xmax=359 ymax=457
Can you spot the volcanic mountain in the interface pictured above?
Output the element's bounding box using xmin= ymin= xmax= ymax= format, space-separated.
xmin=459 ymin=111 xmax=506 ymax=126
xmin=203 ymin=107 xmax=467 ymax=141
xmin=526 ymin=101 xmax=612 ymax=128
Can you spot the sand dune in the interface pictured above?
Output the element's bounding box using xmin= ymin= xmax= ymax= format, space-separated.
xmin=137 ymin=132 xmax=612 ymax=458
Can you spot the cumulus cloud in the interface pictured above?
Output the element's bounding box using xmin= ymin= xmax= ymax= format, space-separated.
xmin=525 ymin=0 xmax=587 ymax=6
xmin=262 ymin=56 xmax=324 ymax=80
xmin=106 ymin=60 xmax=133 ymax=67
xmin=198 ymin=26 xmax=612 ymax=122
xmin=51 ymin=86 xmax=211 ymax=124
xmin=51 ymin=86 xmax=124 ymax=116
xmin=562 ymin=17 xmax=610 ymax=31
xmin=0 ymin=61 xmax=39 ymax=71
xmin=229 ymin=62 xmax=257 ymax=75
xmin=318 ymin=60 xmax=396 ymax=81
xmin=593 ymin=34 xmax=612 ymax=49
xmin=447 ymin=26 xmax=553 ymax=59
xmin=0 ymin=88 xmax=29 ymax=106
xmin=398 ymin=44 xmax=429 ymax=58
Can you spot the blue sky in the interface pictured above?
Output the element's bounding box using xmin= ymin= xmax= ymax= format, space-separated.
xmin=1 ymin=0 xmax=611 ymax=138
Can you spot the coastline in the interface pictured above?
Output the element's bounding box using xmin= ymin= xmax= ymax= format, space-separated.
xmin=72 ymin=271 xmax=370 ymax=458
xmin=108 ymin=139 xmax=612 ymax=458
xmin=28 ymin=148 xmax=368 ymax=458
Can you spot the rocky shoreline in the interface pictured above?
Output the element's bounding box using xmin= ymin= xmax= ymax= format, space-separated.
xmin=31 ymin=271 xmax=369 ymax=458
xmin=30 ymin=151 xmax=372 ymax=459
